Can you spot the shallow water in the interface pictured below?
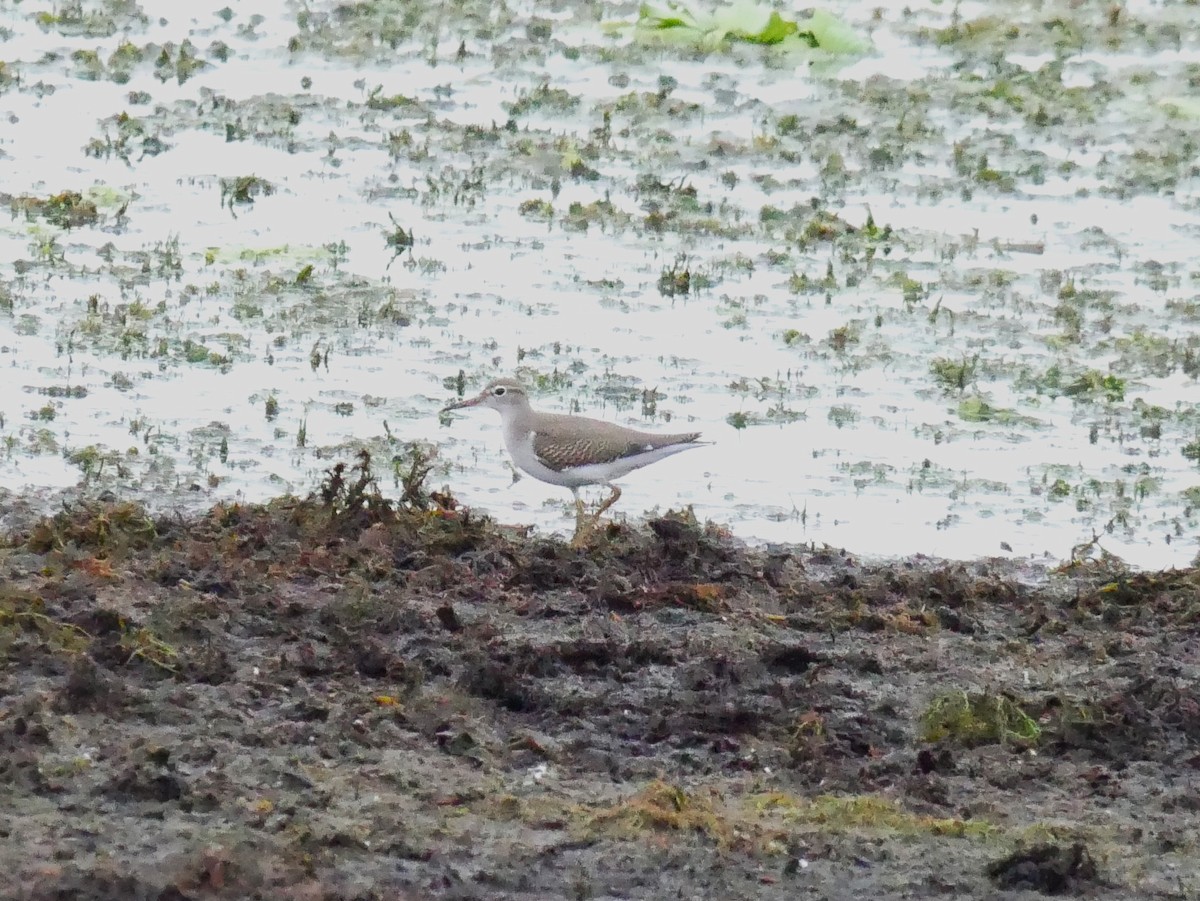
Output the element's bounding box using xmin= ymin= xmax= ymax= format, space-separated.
xmin=1 ymin=0 xmax=1198 ymax=568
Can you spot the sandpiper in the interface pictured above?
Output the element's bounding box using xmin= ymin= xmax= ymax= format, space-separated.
xmin=441 ymin=378 xmax=708 ymax=539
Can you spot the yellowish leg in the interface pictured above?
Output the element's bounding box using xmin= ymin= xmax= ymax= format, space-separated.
xmin=570 ymin=485 xmax=622 ymax=547
xmin=591 ymin=485 xmax=622 ymax=523
xmin=571 ymin=489 xmax=588 ymax=542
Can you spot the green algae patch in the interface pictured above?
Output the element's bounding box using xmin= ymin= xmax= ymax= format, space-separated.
xmin=921 ymin=691 xmax=1041 ymax=748
xmin=631 ymin=2 xmax=870 ymax=57
xmin=956 ymin=396 xmax=1041 ymax=427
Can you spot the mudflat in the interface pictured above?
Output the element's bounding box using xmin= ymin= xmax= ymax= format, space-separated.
xmin=1 ymin=457 xmax=1194 ymax=900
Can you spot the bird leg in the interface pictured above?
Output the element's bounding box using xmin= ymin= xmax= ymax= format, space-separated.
xmin=571 ymin=488 xmax=587 ymax=537
xmin=592 ymin=485 xmax=622 ymax=522
xmin=570 ymin=485 xmax=622 ymax=547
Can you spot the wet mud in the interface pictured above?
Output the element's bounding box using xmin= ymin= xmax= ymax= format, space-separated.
xmin=1 ymin=457 xmax=1196 ymax=899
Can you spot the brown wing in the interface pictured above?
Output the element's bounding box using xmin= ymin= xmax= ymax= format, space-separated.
xmin=530 ymin=415 xmax=700 ymax=472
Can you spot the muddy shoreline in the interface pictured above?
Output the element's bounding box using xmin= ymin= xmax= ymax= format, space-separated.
xmin=1 ymin=458 xmax=1195 ymax=900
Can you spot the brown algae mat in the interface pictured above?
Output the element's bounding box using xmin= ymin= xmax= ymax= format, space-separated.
xmin=0 ymin=455 xmax=1197 ymax=900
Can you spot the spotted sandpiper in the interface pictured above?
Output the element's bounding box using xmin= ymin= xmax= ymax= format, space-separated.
xmin=441 ymin=378 xmax=708 ymax=539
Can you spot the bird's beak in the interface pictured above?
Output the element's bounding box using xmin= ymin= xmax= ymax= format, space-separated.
xmin=441 ymin=393 xmax=483 ymax=413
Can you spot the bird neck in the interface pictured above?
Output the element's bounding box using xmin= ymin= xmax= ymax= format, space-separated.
xmin=497 ymin=399 xmax=536 ymax=433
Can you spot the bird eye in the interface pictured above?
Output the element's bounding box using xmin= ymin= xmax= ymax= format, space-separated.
xmin=494 ymin=387 xmax=507 ymax=396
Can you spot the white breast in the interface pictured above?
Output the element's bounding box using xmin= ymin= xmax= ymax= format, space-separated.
xmin=503 ymin=425 xmax=577 ymax=487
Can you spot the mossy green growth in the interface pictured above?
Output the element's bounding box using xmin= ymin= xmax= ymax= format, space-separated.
xmin=956 ymin=398 xmax=1039 ymax=428
xmin=1048 ymin=478 xmax=1072 ymax=499
xmin=219 ymin=175 xmax=275 ymax=206
xmin=505 ymin=82 xmax=580 ymax=117
xmin=1063 ymin=370 xmax=1125 ymax=403
xmin=931 ymin=356 xmax=977 ymax=393
xmin=71 ymin=49 xmax=105 ymax=80
xmin=957 ymin=396 xmax=994 ymax=422
xmin=633 ymin=2 xmax=869 ymax=56
xmin=754 ymin=792 xmax=994 ymax=839
xmin=0 ymin=590 xmax=92 ymax=656
xmin=24 ymin=501 xmax=159 ymax=555
xmin=782 ymin=328 xmax=808 ymax=347
xmin=518 ymin=198 xmax=554 ymax=219
xmin=920 ymin=691 xmax=1041 ymax=747
xmin=586 ymin=780 xmax=732 ymax=847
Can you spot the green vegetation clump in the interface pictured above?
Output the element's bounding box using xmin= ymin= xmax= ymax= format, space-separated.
xmin=920 ymin=691 xmax=1041 ymax=747
xmin=10 ymin=191 xmax=100 ymax=228
xmin=219 ymin=175 xmax=275 ymax=207
xmin=633 ymin=3 xmax=870 ymax=56
xmin=518 ymin=198 xmax=554 ymax=219
xmin=931 ymin=356 xmax=977 ymax=393
xmin=505 ymin=82 xmax=580 ymax=117
xmin=1063 ymin=371 xmax=1126 ymax=403
xmin=587 ymin=781 xmax=732 ymax=847
xmin=24 ymin=501 xmax=159 ymax=555
xmin=756 ymin=792 xmax=994 ymax=839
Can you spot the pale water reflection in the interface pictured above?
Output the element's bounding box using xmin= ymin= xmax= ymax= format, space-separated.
xmin=1 ymin=0 xmax=1197 ymax=569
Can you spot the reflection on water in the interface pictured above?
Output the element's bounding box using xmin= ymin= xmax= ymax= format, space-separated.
xmin=1 ymin=0 xmax=1198 ymax=569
